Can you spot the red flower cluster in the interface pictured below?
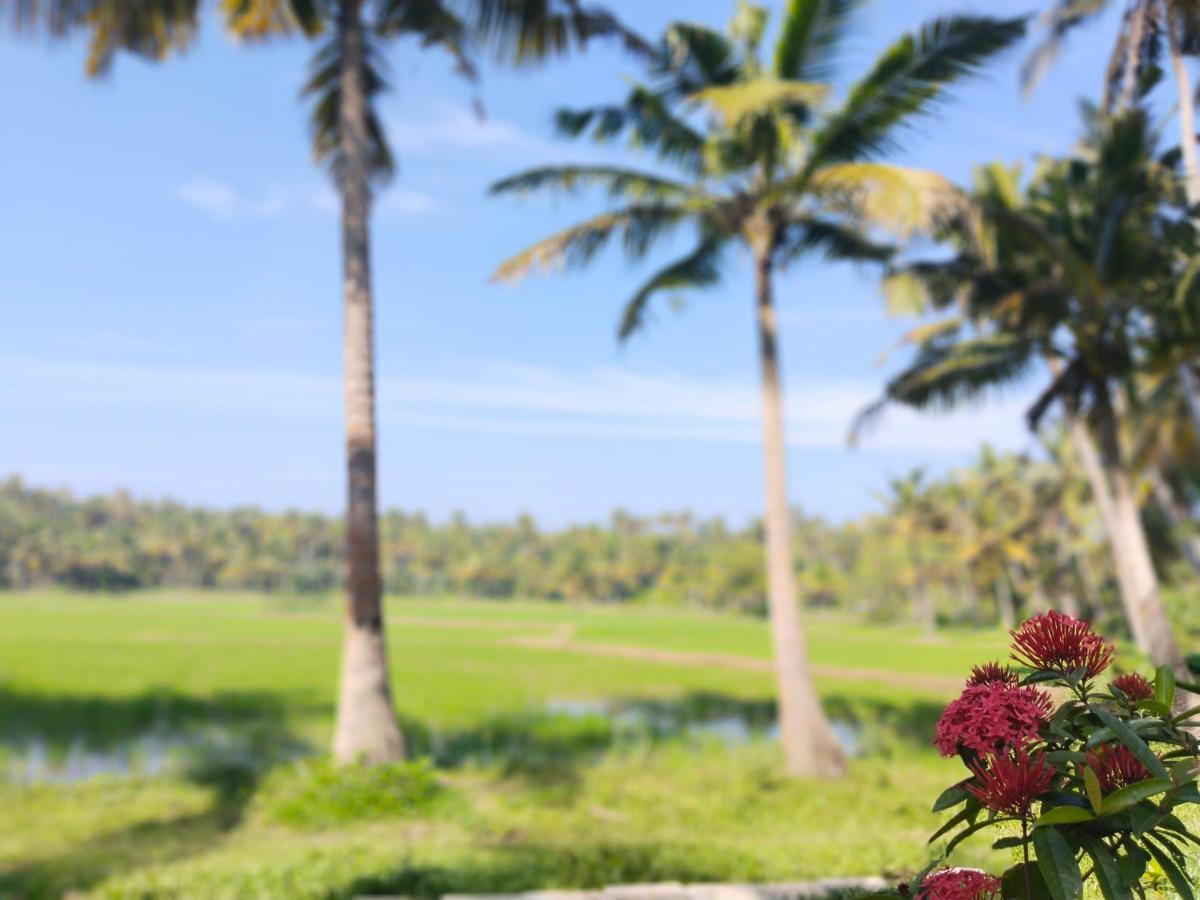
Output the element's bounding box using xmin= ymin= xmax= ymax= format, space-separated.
xmin=967 ymin=749 xmax=1057 ymax=816
xmin=965 ymin=662 xmax=1019 ymax=688
xmin=934 ymin=681 xmax=1053 ymax=757
xmin=1087 ymin=743 xmax=1152 ymax=793
xmin=1111 ymin=672 xmax=1154 ymax=702
xmin=917 ymin=868 xmax=1002 ymax=900
xmin=1010 ymin=611 xmax=1113 ymax=678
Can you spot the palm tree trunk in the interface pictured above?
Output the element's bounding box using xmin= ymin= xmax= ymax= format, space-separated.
xmin=1165 ymin=23 xmax=1200 ymax=443
xmin=753 ymin=246 xmax=844 ymax=778
xmin=332 ymin=0 xmax=405 ymax=765
xmin=1094 ymin=395 xmax=1184 ymax=672
xmin=910 ymin=543 xmax=936 ymax=637
xmin=995 ymin=571 xmax=1016 ymax=630
xmin=1149 ymin=467 xmax=1200 ymax=577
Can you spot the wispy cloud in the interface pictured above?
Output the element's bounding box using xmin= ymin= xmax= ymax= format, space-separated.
xmin=173 ymin=179 xmax=439 ymax=220
xmin=388 ymin=109 xmax=557 ymax=156
xmin=0 ymin=355 xmax=1034 ymax=455
xmin=173 ymin=179 xmax=240 ymax=219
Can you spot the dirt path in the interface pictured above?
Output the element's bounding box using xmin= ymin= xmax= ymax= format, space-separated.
xmin=510 ymin=635 xmax=961 ymax=693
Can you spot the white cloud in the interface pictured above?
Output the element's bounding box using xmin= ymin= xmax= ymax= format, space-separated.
xmin=174 ymin=179 xmax=439 ymax=220
xmin=174 ymin=179 xmax=239 ymax=219
xmin=0 ymin=355 xmax=1034 ymax=455
xmin=388 ymin=109 xmax=556 ymax=156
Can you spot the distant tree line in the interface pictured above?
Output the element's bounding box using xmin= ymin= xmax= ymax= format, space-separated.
xmin=3 ymin=454 xmax=1196 ymax=640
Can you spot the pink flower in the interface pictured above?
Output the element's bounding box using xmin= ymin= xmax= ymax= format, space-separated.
xmin=1111 ymin=672 xmax=1154 ymax=702
xmin=1087 ymin=743 xmax=1152 ymax=793
xmin=1010 ymin=611 xmax=1113 ymax=678
xmin=967 ymin=749 xmax=1057 ymax=817
xmin=934 ymin=681 xmax=1054 ymax=758
xmin=917 ymin=868 xmax=1002 ymax=900
xmin=966 ymin=662 xmax=1020 ymax=688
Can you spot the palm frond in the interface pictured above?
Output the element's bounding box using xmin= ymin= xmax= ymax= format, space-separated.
xmin=489 ymin=165 xmax=691 ymax=202
xmin=220 ymin=0 xmax=321 ymax=40
xmin=778 ymin=216 xmax=892 ymax=265
xmin=461 ymin=0 xmax=653 ymax=65
xmin=810 ymin=14 xmax=1026 ymax=165
xmin=303 ymin=33 xmax=394 ymax=186
xmin=10 ymin=0 xmax=202 ymax=75
xmin=690 ymin=78 xmax=829 ymax=127
xmin=378 ymin=0 xmax=474 ymax=80
xmin=657 ymin=21 xmax=740 ymax=95
xmin=618 ymin=236 xmax=724 ymax=340
xmin=773 ymin=0 xmax=864 ymax=82
xmin=881 ymin=331 xmax=1036 ymax=413
xmin=555 ymin=86 xmax=706 ymax=173
xmin=1019 ymin=0 xmax=1111 ymax=97
xmin=809 ymin=162 xmax=959 ymax=236
xmin=491 ymin=204 xmax=688 ymax=283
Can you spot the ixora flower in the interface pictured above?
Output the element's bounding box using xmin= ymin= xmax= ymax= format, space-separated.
xmin=1010 ymin=610 xmax=1113 ymax=678
xmin=917 ymin=867 xmax=1002 ymax=900
xmin=1111 ymin=671 xmax=1155 ymax=702
xmin=965 ymin=661 xmax=1020 ymax=688
xmin=1087 ymin=743 xmax=1153 ymax=793
xmin=934 ymin=681 xmax=1054 ymax=757
xmin=967 ymin=749 xmax=1057 ymax=817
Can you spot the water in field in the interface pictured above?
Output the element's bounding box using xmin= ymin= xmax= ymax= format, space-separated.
xmin=4 ymin=695 xmax=861 ymax=784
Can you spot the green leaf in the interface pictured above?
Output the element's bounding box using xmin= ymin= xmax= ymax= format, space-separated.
xmin=1154 ymin=665 xmax=1176 ymax=710
xmin=1034 ymin=805 xmax=1095 ymax=827
xmin=1079 ymin=836 xmax=1132 ymax=900
xmin=931 ymin=780 xmax=971 ymax=812
xmin=1098 ymin=778 xmax=1173 ymax=816
xmin=1084 ymin=767 xmax=1102 ymax=815
xmin=1089 ymin=706 xmax=1170 ymax=779
xmin=1131 ymin=699 xmax=1172 ymax=717
xmin=945 ymin=816 xmax=1002 ymax=855
xmin=1170 ymin=703 xmax=1200 ymax=724
xmin=1142 ymin=835 xmax=1195 ymax=900
xmin=928 ymin=807 xmax=972 ymax=844
xmin=1032 ymin=826 xmax=1083 ymax=900
xmin=1175 ymin=678 xmax=1200 ymax=695
xmin=1001 ymin=861 xmax=1054 ymax=900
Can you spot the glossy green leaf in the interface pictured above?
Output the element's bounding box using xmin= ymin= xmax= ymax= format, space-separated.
xmin=1154 ymin=665 xmax=1176 ymax=709
xmin=931 ymin=780 xmax=971 ymax=812
xmin=1034 ymin=805 xmax=1095 ymax=827
xmin=1089 ymin=707 xmax=1170 ymax=779
xmin=1079 ymin=836 xmax=1132 ymax=900
xmin=1143 ymin=835 xmax=1195 ymax=900
xmin=1084 ymin=767 xmax=1102 ymax=814
xmin=1001 ymin=862 xmax=1054 ymax=900
xmin=1032 ymin=826 xmax=1083 ymax=900
xmin=1098 ymin=778 xmax=1173 ymax=816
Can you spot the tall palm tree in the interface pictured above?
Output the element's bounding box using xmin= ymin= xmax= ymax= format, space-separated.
xmin=859 ymin=112 xmax=1193 ymax=675
xmin=5 ymin=0 xmax=647 ymax=764
xmin=1025 ymin=0 xmax=1200 ymax=435
xmin=490 ymin=0 xmax=1025 ymax=776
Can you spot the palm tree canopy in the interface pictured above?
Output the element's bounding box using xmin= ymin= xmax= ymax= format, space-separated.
xmin=856 ymin=104 xmax=1200 ymax=439
xmin=491 ymin=0 xmax=1025 ymax=340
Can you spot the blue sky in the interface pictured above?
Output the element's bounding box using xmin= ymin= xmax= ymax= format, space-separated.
xmin=1 ymin=1 xmax=1126 ymax=526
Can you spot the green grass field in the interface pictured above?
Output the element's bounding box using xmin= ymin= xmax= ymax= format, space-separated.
xmin=0 ymin=591 xmax=1182 ymax=899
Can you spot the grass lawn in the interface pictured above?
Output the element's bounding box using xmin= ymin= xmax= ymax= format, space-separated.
xmin=0 ymin=590 xmax=1185 ymax=898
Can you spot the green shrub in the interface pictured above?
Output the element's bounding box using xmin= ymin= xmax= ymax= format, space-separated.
xmin=255 ymin=757 xmax=448 ymax=829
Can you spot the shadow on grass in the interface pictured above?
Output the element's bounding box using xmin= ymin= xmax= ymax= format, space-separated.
xmin=346 ymin=842 xmax=762 ymax=899
xmin=0 ymin=687 xmax=314 ymax=898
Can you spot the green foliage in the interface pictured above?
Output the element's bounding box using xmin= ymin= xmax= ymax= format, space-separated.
xmin=255 ymin=758 xmax=448 ymax=828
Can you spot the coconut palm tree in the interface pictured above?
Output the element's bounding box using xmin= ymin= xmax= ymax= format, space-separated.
xmin=489 ymin=0 xmax=1025 ymax=776
xmin=4 ymin=0 xmax=648 ymax=764
xmin=1025 ymin=0 xmax=1200 ymax=434
xmin=859 ymin=110 xmax=1194 ymax=675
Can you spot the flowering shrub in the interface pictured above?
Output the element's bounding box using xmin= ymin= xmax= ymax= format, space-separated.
xmin=875 ymin=611 xmax=1200 ymax=899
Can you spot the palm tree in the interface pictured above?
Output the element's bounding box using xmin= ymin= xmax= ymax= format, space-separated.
xmin=877 ymin=469 xmax=940 ymax=636
xmin=5 ymin=0 xmax=647 ymax=764
xmin=860 ymin=111 xmax=1193 ymax=675
xmin=1025 ymin=0 xmax=1200 ymax=434
xmin=489 ymin=0 xmax=1025 ymax=776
